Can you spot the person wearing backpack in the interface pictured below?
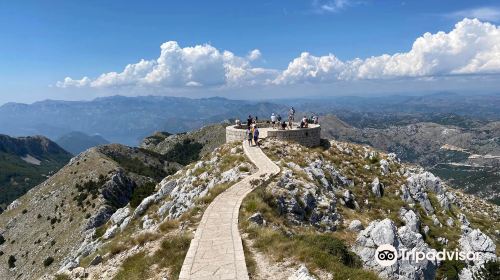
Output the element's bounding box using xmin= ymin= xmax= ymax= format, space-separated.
xmin=253 ymin=127 xmax=260 ymax=147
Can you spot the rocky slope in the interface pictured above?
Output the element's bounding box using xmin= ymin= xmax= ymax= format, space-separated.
xmin=0 ymin=134 xmax=72 ymax=210
xmin=238 ymin=139 xmax=499 ymax=280
xmin=0 ymin=142 xmax=182 ymax=279
xmin=0 ymin=133 xmax=498 ymax=280
xmin=320 ymin=115 xmax=500 ymax=204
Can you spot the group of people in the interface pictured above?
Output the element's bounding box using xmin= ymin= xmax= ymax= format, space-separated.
xmin=245 ymin=115 xmax=260 ymax=146
xmin=234 ymin=107 xmax=319 ymax=146
xmin=269 ymin=107 xmax=296 ymax=130
xmin=300 ymin=115 xmax=319 ymax=128
xmin=270 ymin=107 xmax=318 ymax=129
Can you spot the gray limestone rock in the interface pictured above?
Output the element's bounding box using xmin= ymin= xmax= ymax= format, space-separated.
xmin=371 ymin=177 xmax=383 ymax=197
xmin=110 ymin=207 xmax=130 ymax=226
xmin=248 ymin=212 xmax=264 ymax=226
xmin=353 ymin=219 xmax=438 ymax=280
xmin=101 ymin=170 xmax=136 ymax=208
xmin=399 ymin=208 xmax=420 ymax=232
xmin=288 ymin=264 xmax=317 ymax=280
xmin=348 ymin=220 xmax=364 ymax=232
xmin=103 ymin=225 xmax=119 ymax=240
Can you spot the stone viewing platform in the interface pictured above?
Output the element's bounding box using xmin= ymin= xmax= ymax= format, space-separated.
xmin=226 ymin=123 xmax=321 ymax=147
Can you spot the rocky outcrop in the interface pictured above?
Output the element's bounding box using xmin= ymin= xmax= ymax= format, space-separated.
xmin=371 ymin=177 xmax=383 ymax=197
xmin=399 ymin=208 xmax=420 ymax=232
xmin=85 ymin=205 xmax=115 ymax=230
xmin=101 ymin=170 xmax=136 ymax=208
xmin=458 ymin=226 xmax=497 ymax=279
xmin=274 ymin=168 xmax=339 ymax=231
xmin=401 ymin=171 xmax=444 ymax=215
xmin=353 ymin=219 xmax=438 ymax=280
xmin=248 ymin=212 xmax=264 ymax=226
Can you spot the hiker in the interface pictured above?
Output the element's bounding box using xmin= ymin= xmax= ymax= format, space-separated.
xmin=312 ymin=115 xmax=319 ymax=124
xmin=277 ymin=114 xmax=282 ymax=123
xmin=247 ymin=115 xmax=253 ymax=128
xmin=255 ymin=116 xmax=258 ymax=123
xmin=253 ymin=127 xmax=260 ymax=147
xmin=247 ymin=128 xmax=253 ymax=146
xmin=235 ymin=118 xmax=241 ymax=128
xmin=271 ymin=113 xmax=277 ymax=129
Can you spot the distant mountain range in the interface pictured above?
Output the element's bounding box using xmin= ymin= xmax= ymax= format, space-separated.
xmin=0 ymin=96 xmax=286 ymax=146
xmin=0 ymin=135 xmax=72 ymax=210
xmin=55 ymin=131 xmax=109 ymax=155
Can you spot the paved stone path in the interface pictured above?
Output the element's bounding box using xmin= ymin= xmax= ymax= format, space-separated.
xmin=179 ymin=142 xmax=280 ymax=280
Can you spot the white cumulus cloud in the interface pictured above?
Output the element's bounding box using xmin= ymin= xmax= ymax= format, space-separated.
xmin=57 ymin=18 xmax=500 ymax=89
xmin=57 ymin=41 xmax=272 ymax=88
xmin=274 ymin=18 xmax=500 ymax=84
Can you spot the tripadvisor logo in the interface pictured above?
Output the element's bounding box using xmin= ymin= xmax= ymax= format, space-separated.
xmin=375 ymin=244 xmax=398 ymax=267
xmin=375 ymin=244 xmax=482 ymax=267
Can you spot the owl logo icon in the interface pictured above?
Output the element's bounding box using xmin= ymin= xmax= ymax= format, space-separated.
xmin=375 ymin=244 xmax=398 ymax=267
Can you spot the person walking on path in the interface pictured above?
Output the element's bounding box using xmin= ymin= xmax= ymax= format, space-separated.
xmin=247 ymin=128 xmax=253 ymax=146
xmin=270 ymin=113 xmax=277 ymax=129
xmin=253 ymin=127 xmax=260 ymax=147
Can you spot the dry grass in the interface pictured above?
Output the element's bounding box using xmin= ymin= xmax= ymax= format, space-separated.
xmin=159 ymin=219 xmax=180 ymax=232
xmin=132 ymin=231 xmax=161 ymax=246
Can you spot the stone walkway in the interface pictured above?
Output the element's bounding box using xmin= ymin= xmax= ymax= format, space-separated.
xmin=179 ymin=142 xmax=280 ymax=280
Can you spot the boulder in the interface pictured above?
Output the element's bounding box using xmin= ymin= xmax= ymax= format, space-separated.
xmin=371 ymin=177 xmax=383 ymax=197
xmin=89 ymin=255 xmax=102 ymax=266
xmin=248 ymin=212 xmax=264 ymax=226
xmin=85 ymin=205 xmax=115 ymax=230
xmin=103 ymin=225 xmax=119 ymax=240
xmin=446 ymin=217 xmax=454 ymax=227
xmin=399 ymin=208 xmax=420 ymax=232
xmin=348 ymin=220 xmax=364 ymax=232
xmin=379 ymin=159 xmax=389 ymax=175
xmin=342 ymin=190 xmax=356 ymax=209
xmin=110 ymin=207 xmax=130 ymax=226
xmin=288 ymin=264 xmax=316 ymax=280
xmin=133 ymin=195 xmax=156 ymax=218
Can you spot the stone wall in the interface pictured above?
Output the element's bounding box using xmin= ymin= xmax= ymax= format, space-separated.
xmin=226 ymin=126 xmax=248 ymax=143
xmin=267 ymin=125 xmax=321 ymax=147
xmin=226 ymin=124 xmax=321 ymax=147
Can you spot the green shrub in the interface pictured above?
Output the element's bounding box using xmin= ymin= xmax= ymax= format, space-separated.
xmin=130 ymin=182 xmax=156 ymax=208
xmin=474 ymin=260 xmax=500 ymax=280
xmin=8 ymin=255 xmax=16 ymax=268
xmin=43 ymin=256 xmax=54 ymax=267
xmin=436 ymin=260 xmax=466 ymax=280
xmin=164 ymin=138 xmax=203 ymax=165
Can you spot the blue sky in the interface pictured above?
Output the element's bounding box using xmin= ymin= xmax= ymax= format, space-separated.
xmin=1 ymin=0 xmax=500 ymax=104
